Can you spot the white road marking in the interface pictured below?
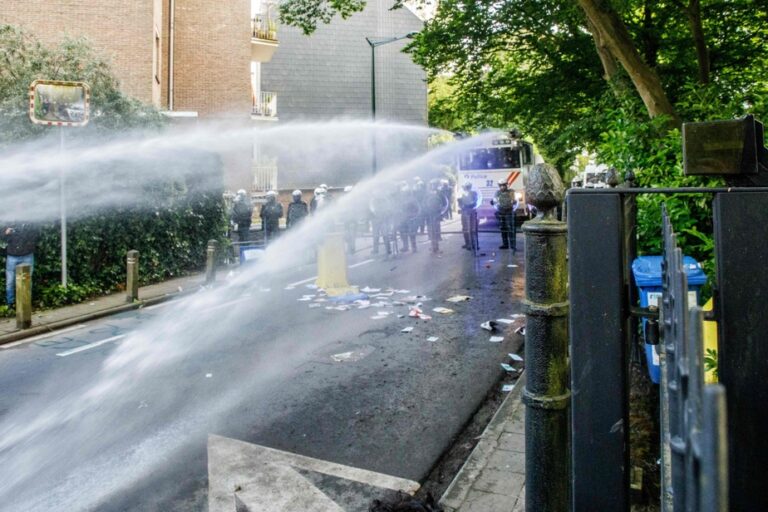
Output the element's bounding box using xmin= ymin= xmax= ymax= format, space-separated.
xmin=348 ymin=258 xmax=375 ymax=268
xmin=56 ymin=334 xmax=126 ymax=357
xmin=208 ymin=435 xmax=419 ymax=512
xmin=0 ymin=323 xmax=87 ymax=349
xmin=285 ymin=259 xmax=375 ymax=289
xmin=207 ymin=297 xmax=250 ymax=313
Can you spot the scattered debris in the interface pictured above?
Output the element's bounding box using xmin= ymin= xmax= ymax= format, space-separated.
xmin=486 ymin=259 xmax=495 ymax=263
xmin=394 ymin=289 xmax=411 ymax=294
xmin=369 ymin=491 xmax=443 ymax=512
xmin=205 ymin=373 xmax=213 ymax=378
xmin=284 ymin=286 xmax=295 ymax=290
xmin=308 ymin=303 xmax=322 ymax=309
xmin=480 ymin=320 xmax=499 ymax=332
xmin=306 ymin=284 xmax=318 ymax=289
xmin=508 ymin=353 xmax=524 ymax=362
xmin=446 ymin=295 xmax=472 ymax=303
xmin=489 ymin=336 xmax=504 ymax=343
xmin=496 ymin=318 xmax=514 ymax=325
xmin=401 ymin=326 xmax=414 ymax=333
xmin=515 ymin=326 xmax=526 ymax=336
xmin=397 ymin=314 xmax=405 ymax=319
xmin=177 ymin=286 xmax=183 ymax=292
xmin=331 ymin=351 xmax=354 ymax=362
xmin=507 ymin=264 xmax=519 ymax=268
xmin=427 ymin=336 xmax=439 ymax=342
xmin=432 ymin=307 xmax=454 ymax=315
xmin=259 ymin=287 xmax=271 ymax=292
xmin=511 ymin=313 xmax=525 ymax=319
xmin=297 ymin=297 xmax=313 ymax=302
xmin=502 ymin=384 xmax=516 ymax=392
xmin=361 ymin=286 xmax=382 ymax=293
xmin=501 ymin=363 xmax=517 ymax=372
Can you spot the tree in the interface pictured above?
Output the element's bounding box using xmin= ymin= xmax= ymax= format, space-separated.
xmin=0 ymin=25 xmax=165 ymax=147
xmin=0 ymin=26 xmax=225 ymax=311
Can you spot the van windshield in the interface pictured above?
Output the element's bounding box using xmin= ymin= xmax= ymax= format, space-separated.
xmin=460 ymin=147 xmax=520 ymax=170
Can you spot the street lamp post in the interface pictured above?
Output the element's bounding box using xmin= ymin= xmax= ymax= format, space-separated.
xmin=365 ymin=32 xmax=418 ymax=174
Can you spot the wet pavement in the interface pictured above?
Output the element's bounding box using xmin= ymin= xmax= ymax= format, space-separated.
xmin=0 ymin=225 xmax=526 ymax=511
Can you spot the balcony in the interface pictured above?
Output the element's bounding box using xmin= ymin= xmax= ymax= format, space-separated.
xmin=252 ymin=91 xmax=278 ymax=120
xmin=252 ymin=161 xmax=278 ymax=193
xmin=251 ymin=12 xmax=278 ymax=62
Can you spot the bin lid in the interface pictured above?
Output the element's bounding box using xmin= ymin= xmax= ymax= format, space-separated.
xmin=632 ymin=255 xmax=707 ymax=287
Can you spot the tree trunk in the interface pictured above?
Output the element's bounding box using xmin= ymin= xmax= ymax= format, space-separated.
xmin=576 ymin=0 xmax=680 ymax=125
xmin=684 ymin=0 xmax=710 ymax=84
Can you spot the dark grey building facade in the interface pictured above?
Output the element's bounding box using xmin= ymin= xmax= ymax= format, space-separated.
xmin=257 ymin=0 xmax=427 ymax=189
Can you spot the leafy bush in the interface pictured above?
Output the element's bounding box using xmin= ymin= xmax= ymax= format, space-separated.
xmin=0 ymin=26 xmax=226 ymax=310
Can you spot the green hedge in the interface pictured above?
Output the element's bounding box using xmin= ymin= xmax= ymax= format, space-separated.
xmin=0 ymin=151 xmax=226 ymax=309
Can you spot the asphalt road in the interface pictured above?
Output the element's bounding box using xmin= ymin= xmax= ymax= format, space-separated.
xmin=0 ymin=226 xmax=525 ymax=511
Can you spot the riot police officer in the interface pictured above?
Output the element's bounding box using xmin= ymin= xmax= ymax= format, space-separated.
xmin=231 ymin=189 xmax=254 ymax=242
xmin=286 ymin=189 xmax=308 ymax=229
xmin=260 ymin=190 xmax=283 ymax=242
xmin=491 ymin=179 xmax=517 ymax=251
xmin=425 ymin=179 xmax=448 ymax=253
xmin=457 ymin=182 xmax=479 ymax=250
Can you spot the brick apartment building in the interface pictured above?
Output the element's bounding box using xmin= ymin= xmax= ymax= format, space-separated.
xmin=1 ymin=0 xmax=271 ymax=190
xmin=2 ymin=0 xmax=427 ymax=193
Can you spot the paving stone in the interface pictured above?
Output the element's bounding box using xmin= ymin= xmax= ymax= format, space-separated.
xmin=486 ymin=449 xmax=525 ymax=474
xmin=460 ymin=490 xmax=516 ymax=512
xmin=472 ymin=468 xmax=525 ymax=497
xmin=498 ymin=432 xmax=525 ymax=453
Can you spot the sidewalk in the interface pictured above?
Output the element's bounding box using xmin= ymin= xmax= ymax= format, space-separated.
xmin=440 ymin=373 xmax=527 ymax=512
xmin=0 ymin=273 xmax=209 ymax=345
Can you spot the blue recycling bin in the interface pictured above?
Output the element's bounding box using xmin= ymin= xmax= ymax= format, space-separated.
xmin=631 ymin=255 xmax=707 ymax=384
xmin=239 ymin=245 xmax=264 ymax=265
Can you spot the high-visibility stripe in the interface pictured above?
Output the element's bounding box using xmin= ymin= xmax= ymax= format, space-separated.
xmin=507 ymin=171 xmax=521 ymax=186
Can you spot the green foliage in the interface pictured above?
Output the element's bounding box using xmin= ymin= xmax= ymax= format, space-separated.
xmin=704 ymin=348 xmax=718 ymax=379
xmin=0 ymin=26 xmax=226 ymax=310
xmin=279 ymin=0 xmax=366 ymax=35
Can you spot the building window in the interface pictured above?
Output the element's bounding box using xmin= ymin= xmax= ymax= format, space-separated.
xmin=154 ymin=31 xmax=161 ymax=84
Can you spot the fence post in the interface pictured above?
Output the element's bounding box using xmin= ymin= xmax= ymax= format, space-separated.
xmin=126 ymin=250 xmax=139 ymax=303
xmin=523 ymin=163 xmax=570 ymax=511
xmin=205 ymin=240 xmax=218 ymax=285
xmin=15 ymin=263 xmax=32 ymax=329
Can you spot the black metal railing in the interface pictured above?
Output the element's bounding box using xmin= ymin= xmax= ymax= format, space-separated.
xmin=660 ymin=206 xmax=728 ymax=512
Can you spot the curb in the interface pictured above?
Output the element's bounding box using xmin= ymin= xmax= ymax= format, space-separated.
xmin=440 ymin=371 xmax=527 ymax=511
xmin=0 ymin=288 xmax=193 ymax=347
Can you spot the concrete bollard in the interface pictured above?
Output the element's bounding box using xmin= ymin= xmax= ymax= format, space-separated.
xmin=15 ymin=263 xmax=32 ymax=329
xmin=315 ymin=232 xmax=357 ymax=297
xmin=522 ymin=163 xmax=570 ymax=512
xmin=126 ymin=250 xmax=139 ymax=303
xmin=205 ymin=240 xmax=218 ymax=285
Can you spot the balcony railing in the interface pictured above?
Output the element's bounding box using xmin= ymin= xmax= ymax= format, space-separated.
xmin=252 ymin=162 xmax=278 ymax=192
xmin=252 ymin=13 xmax=277 ymax=42
xmin=252 ymin=91 xmax=277 ymax=118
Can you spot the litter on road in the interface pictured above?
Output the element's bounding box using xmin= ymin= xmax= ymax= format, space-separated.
xmin=511 ymin=313 xmax=525 ymax=319
xmin=401 ymin=326 xmax=414 ymax=333
xmin=361 ymin=286 xmax=381 ymax=293
xmin=205 ymin=373 xmax=213 ymax=378
xmin=509 ymin=353 xmax=524 ymax=362
xmin=496 ymin=318 xmax=514 ymax=325
xmin=501 ymin=363 xmax=517 ymax=372
xmin=432 ymin=307 xmax=454 ymax=315
xmin=515 ymin=326 xmax=526 ymax=335
xmin=507 ymin=264 xmax=519 ymax=268
xmin=480 ymin=320 xmax=498 ymax=331
xmin=446 ymin=295 xmax=472 ymax=303
xmin=502 ymin=384 xmax=515 ymax=392
xmin=427 ymin=336 xmax=439 ymax=342
xmin=489 ymin=336 xmax=504 ymax=343
xmin=331 ymin=351 xmax=354 ymax=362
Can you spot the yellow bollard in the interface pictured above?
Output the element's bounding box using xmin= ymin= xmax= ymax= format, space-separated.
xmin=315 ymin=232 xmax=358 ymax=297
xmin=15 ymin=264 xmax=32 ymax=329
xmin=703 ymin=297 xmax=718 ymax=383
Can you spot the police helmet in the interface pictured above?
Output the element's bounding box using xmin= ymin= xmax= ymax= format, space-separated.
xmin=292 ymin=189 xmax=302 ymax=198
xmin=498 ymin=179 xmax=508 ymax=187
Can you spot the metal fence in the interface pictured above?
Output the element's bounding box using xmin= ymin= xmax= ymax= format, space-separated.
xmin=567 ymin=185 xmax=768 ymax=512
xmin=660 ymin=206 xmax=728 ymax=512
